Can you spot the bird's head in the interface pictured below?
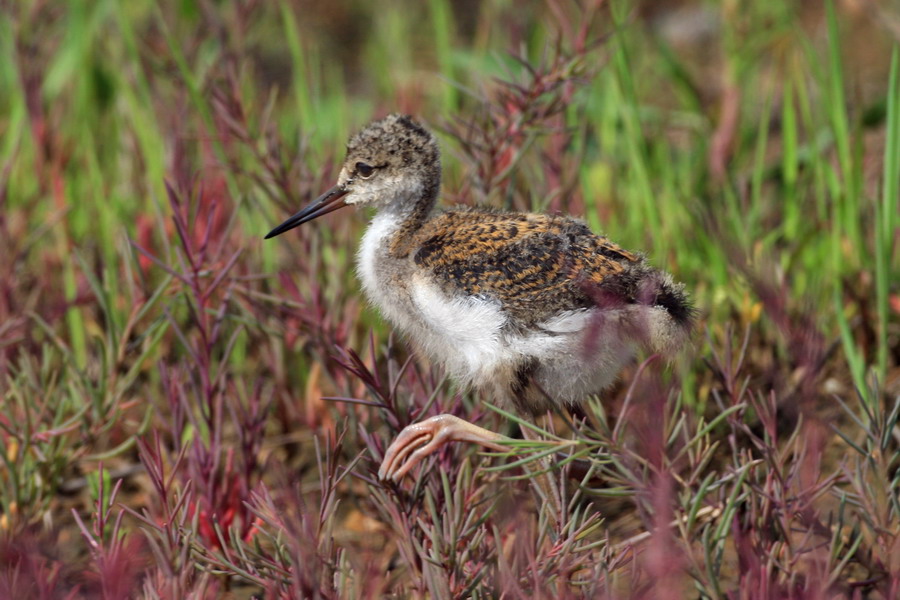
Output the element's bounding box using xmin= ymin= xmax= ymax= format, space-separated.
xmin=265 ymin=114 xmax=440 ymax=239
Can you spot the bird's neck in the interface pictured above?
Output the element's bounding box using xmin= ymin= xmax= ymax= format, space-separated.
xmin=383 ymin=179 xmax=438 ymax=258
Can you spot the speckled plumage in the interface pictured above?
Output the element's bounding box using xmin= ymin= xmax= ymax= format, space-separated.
xmin=410 ymin=209 xmax=641 ymax=327
xmin=267 ymin=114 xmax=693 ymax=478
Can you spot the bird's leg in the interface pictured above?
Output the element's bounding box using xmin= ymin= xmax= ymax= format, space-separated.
xmin=378 ymin=414 xmax=509 ymax=482
xmin=378 ymin=414 xmax=565 ymax=517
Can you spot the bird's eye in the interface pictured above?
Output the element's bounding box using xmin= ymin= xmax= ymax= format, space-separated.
xmin=355 ymin=162 xmax=376 ymax=178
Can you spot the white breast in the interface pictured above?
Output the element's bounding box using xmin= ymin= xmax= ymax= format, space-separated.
xmin=357 ymin=213 xmax=508 ymax=386
xmin=356 ymin=212 xmax=399 ymax=302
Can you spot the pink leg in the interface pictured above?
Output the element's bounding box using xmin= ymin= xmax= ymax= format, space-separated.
xmin=378 ymin=414 xmax=509 ymax=482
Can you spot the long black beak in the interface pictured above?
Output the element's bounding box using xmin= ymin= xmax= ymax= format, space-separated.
xmin=264 ymin=185 xmax=350 ymax=239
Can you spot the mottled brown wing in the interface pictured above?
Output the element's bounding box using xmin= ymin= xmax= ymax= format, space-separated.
xmin=411 ymin=209 xmax=641 ymax=326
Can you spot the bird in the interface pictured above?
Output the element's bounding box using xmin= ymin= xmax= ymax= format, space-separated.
xmin=265 ymin=113 xmax=693 ymax=486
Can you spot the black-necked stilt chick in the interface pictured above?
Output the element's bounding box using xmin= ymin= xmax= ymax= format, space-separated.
xmin=266 ymin=114 xmax=693 ymax=486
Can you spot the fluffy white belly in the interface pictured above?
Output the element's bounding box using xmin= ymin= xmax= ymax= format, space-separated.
xmin=409 ymin=278 xmax=635 ymax=400
xmin=407 ymin=275 xmax=507 ymax=381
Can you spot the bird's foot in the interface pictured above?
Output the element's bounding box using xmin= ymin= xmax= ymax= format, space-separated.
xmin=378 ymin=414 xmax=508 ymax=482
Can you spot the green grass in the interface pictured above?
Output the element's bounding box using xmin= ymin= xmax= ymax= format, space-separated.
xmin=0 ymin=0 xmax=897 ymax=597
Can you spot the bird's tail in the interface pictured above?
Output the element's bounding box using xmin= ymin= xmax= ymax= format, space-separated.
xmin=644 ymin=272 xmax=694 ymax=355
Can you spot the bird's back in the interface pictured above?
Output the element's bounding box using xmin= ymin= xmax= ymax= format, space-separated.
xmin=406 ymin=208 xmax=686 ymax=329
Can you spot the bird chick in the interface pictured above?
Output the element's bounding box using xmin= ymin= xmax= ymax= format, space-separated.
xmin=266 ymin=114 xmax=692 ymax=483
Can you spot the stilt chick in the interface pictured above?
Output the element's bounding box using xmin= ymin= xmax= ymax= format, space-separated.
xmin=266 ymin=114 xmax=692 ymax=483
